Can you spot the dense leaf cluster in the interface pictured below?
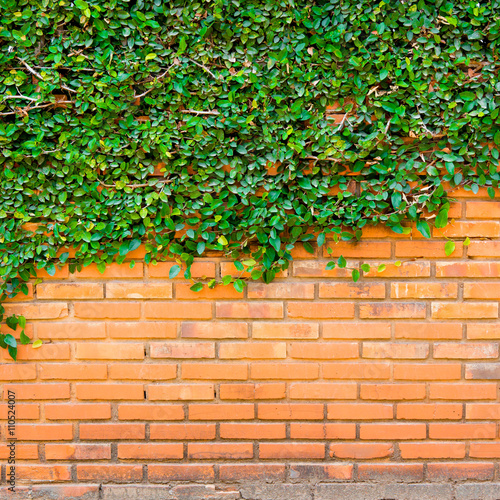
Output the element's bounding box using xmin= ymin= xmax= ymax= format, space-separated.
xmin=1 ymin=0 xmax=499 ymax=357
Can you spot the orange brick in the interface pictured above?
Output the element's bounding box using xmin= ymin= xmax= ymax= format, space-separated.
xmin=247 ymin=283 xmax=315 ymax=299
xmin=220 ymin=423 xmax=286 ymax=440
xmin=289 ymin=342 xmax=358 ymax=359
xmin=258 ymin=403 xmax=324 ymax=420
xmin=399 ymin=442 xmax=465 ymax=459
xmin=118 ymin=404 xmax=184 ymax=420
xmin=464 ymin=282 xmax=500 ymax=299
xmin=76 ymin=342 xmax=144 ymax=360
xmin=150 ymin=342 xmax=214 ymax=358
xmin=436 ymin=261 xmax=500 ymax=278
xmin=219 ymin=383 xmax=286 ymax=400
xmin=327 ymin=403 xmax=393 ymax=420
xmin=182 ymin=363 xmax=247 ymax=380
xmin=219 ymin=464 xmax=286 ymax=482
xmin=16 ymin=465 xmax=71 ymax=481
xmin=360 ymin=384 xmax=426 ymax=400
xmin=37 ymin=283 xmax=103 ymax=299
xmin=3 ymin=344 xmax=70 ymax=361
xmin=76 ymin=384 xmax=144 ymax=400
xmin=12 ymin=424 xmax=72 ymax=441
xmin=324 ymin=241 xmax=391 ymax=258
xmin=149 ymin=261 xmax=215 ymax=279
xmin=395 ymin=241 xmax=462 ymax=258
xmin=397 ymin=403 xmax=462 ymax=420
xmin=0 ymin=443 xmax=38 ymax=459
xmin=188 ymin=404 xmax=254 ymax=420
xmin=360 ymin=423 xmax=426 ymax=440
xmin=432 ymin=302 xmax=498 ymax=319
xmin=253 ymin=323 xmax=318 ymax=339
xmin=219 ymin=342 xmax=286 ymax=359
xmin=148 ymin=384 xmax=214 ymax=401
xmin=45 ymin=444 xmax=111 ymax=460
xmin=318 ymin=282 xmax=385 ymax=299
xmin=73 ymin=263 xmax=143 ymax=279
xmin=362 ymin=342 xmax=429 ymax=359
xmin=466 ymin=201 xmax=500 ymax=218
xmin=290 ymin=423 xmax=356 ymax=440
xmin=106 ymin=283 xmax=173 ymax=299
xmin=433 ymin=221 xmax=500 ymax=238
xmin=259 ymin=443 xmax=324 ymax=459
xmin=3 ymin=383 xmax=70 ymax=400
xmin=4 ymin=303 xmax=68 ymax=319
xmin=395 ymin=323 xmax=462 ymax=340
xmin=36 ymin=265 xmax=69 ymax=279
xmin=45 ymin=404 xmax=111 ymax=420
xmin=39 ymin=364 xmax=107 ymax=380
xmin=38 ymin=322 xmax=106 ymax=339
xmin=176 ymin=283 xmax=243 ymax=300
xmin=293 ymin=261 xmax=353 ymax=278
xmin=287 ymin=302 xmax=354 ymax=319
xmin=220 ymin=262 xmax=288 ymax=279
xmin=118 ymin=443 xmax=183 ymax=459
xmin=394 ymin=364 xmax=461 ymax=380
xmin=323 ymin=322 xmax=391 ymax=339
xmin=0 ymin=403 xmax=39 ymax=420
xmin=145 ymin=302 xmax=212 ymax=319
xmin=466 ymin=404 xmax=500 ymax=420
xmin=323 ymin=363 xmax=390 ymax=380
xmin=429 ymin=423 xmax=496 ymax=439
xmin=181 ymin=322 xmax=248 ymax=339
xmin=469 ymin=442 xmax=500 ymax=458
xmin=77 ymin=464 xmax=143 ymax=482
xmin=216 ymin=302 xmax=283 ymax=319
xmin=357 ymin=464 xmax=423 ymax=482
xmin=467 ymin=323 xmax=500 ymax=339
xmin=359 ymin=303 xmax=426 ymax=319
xmin=148 ymin=464 xmax=215 ymax=481
xmin=109 ymin=364 xmax=176 ymax=380
xmin=391 ymin=282 xmax=458 ymax=299
xmin=108 ymin=322 xmax=177 ymax=339
xmin=0 ymin=364 xmax=36 ymax=381
xmin=289 ymin=383 xmax=356 ymax=400
xmin=429 ymin=383 xmax=497 ymax=400
xmin=80 ymin=423 xmax=145 ymax=440
xmin=330 ymin=443 xmax=393 ymax=459
xmin=150 ymin=424 xmax=216 ymax=440
xmin=188 ymin=443 xmax=253 ymax=459
xmin=251 ymin=363 xmax=319 ymax=380
xmin=74 ymin=301 xmax=141 ymax=319
xmin=287 ymin=463 xmax=353 ymax=480
xmin=434 ymin=343 xmax=498 ymax=359
xmin=4 ymin=283 xmax=34 ymax=302
xmin=467 ymin=241 xmax=500 ymax=257
xmin=363 ymin=261 xmax=430 ymax=278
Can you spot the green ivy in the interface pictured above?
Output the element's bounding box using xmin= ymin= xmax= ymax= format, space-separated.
xmin=1 ymin=0 xmax=499 ymax=359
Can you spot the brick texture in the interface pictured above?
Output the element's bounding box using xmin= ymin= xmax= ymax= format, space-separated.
xmin=3 ymin=195 xmax=500 ymax=489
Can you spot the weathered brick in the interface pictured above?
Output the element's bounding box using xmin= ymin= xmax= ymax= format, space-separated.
xmin=181 ymin=322 xmax=248 ymax=339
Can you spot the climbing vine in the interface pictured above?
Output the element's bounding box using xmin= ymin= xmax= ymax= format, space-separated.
xmin=1 ymin=0 xmax=499 ymax=359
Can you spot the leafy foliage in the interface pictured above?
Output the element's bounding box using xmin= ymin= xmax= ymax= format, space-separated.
xmin=1 ymin=0 xmax=500 ymax=358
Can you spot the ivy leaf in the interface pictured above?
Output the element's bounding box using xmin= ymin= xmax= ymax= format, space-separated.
xmin=361 ymin=263 xmax=371 ymax=272
xmin=351 ymin=269 xmax=360 ymax=282
xmin=190 ymin=283 xmax=204 ymax=292
xmin=169 ymin=265 xmax=181 ymax=279
xmin=337 ymin=256 xmax=347 ymax=268
xmin=4 ymin=334 xmax=17 ymax=348
xmin=326 ymin=261 xmax=336 ymax=270
xmin=233 ymin=279 xmax=245 ymax=293
xmin=444 ymin=240 xmax=456 ymax=257
xmin=8 ymin=346 xmax=17 ymax=361
xmin=32 ymin=339 xmax=43 ymax=349
xmin=416 ymin=220 xmax=431 ymax=238
xmin=20 ymin=330 xmax=31 ymax=345
xmin=377 ymin=264 xmax=386 ymax=273
xmin=463 ymin=237 xmax=471 ymax=247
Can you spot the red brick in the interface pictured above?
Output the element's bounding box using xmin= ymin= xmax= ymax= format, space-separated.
xmin=4 ymin=283 xmax=34 ymax=302
xmin=73 ymin=263 xmax=144 ymax=278
xmin=327 ymin=403 xmax=393 ymax=420
xmin=357 ymin=464 xmax=424 ymax=482
xmin=108 ymin=322 xmax=177 ymax=339
xmin=149 ymin=261 xmax=215 ymax=279
xmin=469 ymin=442 xmax=500 ymax=458
xmin=330 ymin=443 xmax=393 ymax=459
xmin=361 ymin=384 xmax=426 ymax=400
xmin=75 ymin=301 xmax=142 ymax=319
xmin=394 ymin=364 xmax=461 ymax=380
xmin=391 ymin=282 xmax=458 ymax=299
xmin=45 ymin=443 xmax=111 ymax=460
xmin=219 ymin=464 xmax=286 ymax=482
xmin=429 ymin=423 xmax=496 ymax=439
xmin=148 ymin=384 xmax=214 ymax=401
xmin=258 ymin=403 xmax=324 ymax=420
xmin=39 ymin=364 xmax=107 ymax=380
xmin=467 ymin=241 xmax=500 ymax=257
xmin=3 ymin=383 xmax=70 ymax=400
xmin=37 ymin=283 xmax=103 ymax=299
xmin=80 ymin=423 xmax=145 ymax=440
xmin=219 ymin=383 xmax=286 ymax=400
xmin=432 ymin=302 xmax=498 ymax=319
xmin=0 ymin=403 xmax=39 ymax=420
xmin=118 ymin=404 xmax=184 ymax=420
xmin=77 ymin=465 xmax=143 ymax=482
xmin=220 ymin=423 xmax=286 ymax=440
xmin=148 ymin=464 xmax=215 ymax=482
xmin=289 ymin=342 xmax=358 ymax=359
xmin=3 ymin=344 xmax=70 ymax=361
xmin=219 ymin=343 xmax=286 ymax=359
xmin=0 ymin=364 xmax=36 ymax=380
xmin=427 ymin=463 xmax=494 ymax=481
xmin=288 ymin=464 xmax=353 ymax=480
xmin=395 ymin=323 xmax=463 ymax=340
xmin=176 ymin=283 xmax=243 ymax=300
xmin=216 ymin=302 xmax=283 ymax=319
xmin=323 ymin=363 xmax=390 ymax=380
xmin=109 ymin=363 xmax=176 ymax=380
xmin=259 ymin=443 xmax=324 ymax=459
xmin=12 ymin=424 xmax=73 ymax=441
xmin=290 ymin=423 xmax=356 ymax=440
xmin=359 ymin=303 xmax=426 ymax=319
xmin=76 ymin=384 xmax=144 ymax=400
xmin=464 ymin=282 xmax=500 ymax=299
xmin=251 ymin=363 xmax=318 ymax=380
xmin=76 ymin=343 xmax=144 ymax=360
xmin=466 ymin=201 xmax=500 ymax=218
xmin=360 ymin=423 xmax=426 ymax=440
xmin=319 ymin=282 xmax=385 ymax=299
xmin=429 ymin=383 xmax=497 ymax=400
xmin=188 ymin=404 xmax=254 ymax=420
xmin=16 ymin=465 xmax=71 ymax=481
xmin=293 ymin=261 xmax=353 ymax=278
xmin=118 ymin=443 xmax=183 ymax=459
xmin=182 ymin=363 xmax=247 ymax=380
xmin=324 ymin=241 xmax=391 ymax=258
xmin=287 ymin=302 xmax=355 ymax=319
xmin=150 ymin=342 xmax=215 ymax=358
xmin=0 ymin=444 xmax=38 ymax=459
xmin=36 ymin=265 xmax=69 ymax=279
xmin=37 ymin=322 xmax=106 ymax=339
xmin=45 ymin=404 xmax=111 ymax=420
xmin=145 ymin=302 xmax=212 ymax=319
xmin=247 ymin=283 xmax=314 ymax=299
xmin=107 ymin=283 xmax=172 ymax=299
xmin=397 ymin=404 xmax=462 ymax=420
xmin=4 ymin=303 xmax=68 ymax=319
xmin=188 ymin=443 xmax=253 ymax=459
xmin=399 ymin=442 xmax=465 ymax=459
xmin=150 ymin=424 xmax=216 ymax=440
xmin=289 ymin=383 xmax=356 ymax=400
xmin=363 ymin=261 xmax=430 ymax=278
xmin=395 ymin=241 xmax=463 ymax=258
xmin=181 ymin=322 xmax=248 ymax=339
xmin=434 ymin=221 xmax=500 ymax=238
xmin=436 ymin=261 xmax=500 ymax=278
xmin=323 ymin=322 xmax=391 ymax=339
xmin=253 ymin=322 xmax=319 ymax=339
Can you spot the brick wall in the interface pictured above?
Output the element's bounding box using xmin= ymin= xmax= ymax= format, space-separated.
xmin=1 ymin=192 xmax=500 ymax=499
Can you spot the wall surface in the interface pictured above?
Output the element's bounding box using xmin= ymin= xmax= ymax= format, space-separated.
xmin=1 ymin=191 xmax=500 ymax=499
